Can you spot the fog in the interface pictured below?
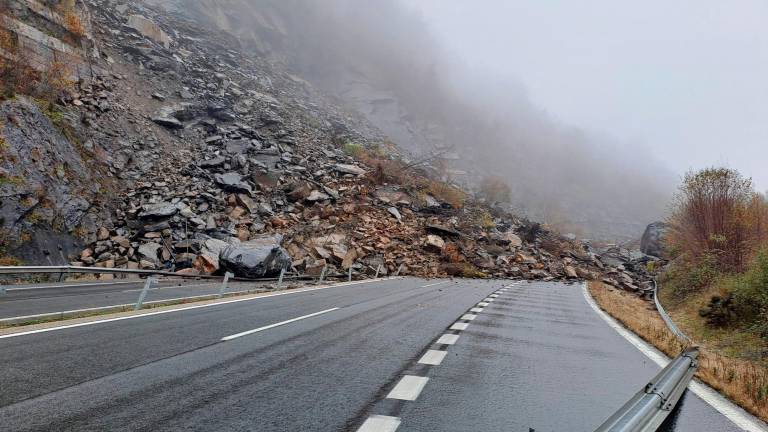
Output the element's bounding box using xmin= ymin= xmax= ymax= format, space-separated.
xmin=178 ymin=0 xmax=767 ymax=240
xmin=404 ymin=0 xmax=768 ymax=190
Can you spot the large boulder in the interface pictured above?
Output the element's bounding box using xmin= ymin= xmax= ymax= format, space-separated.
xmin=219 ymin=234 xmax=291 ymax=278
xmin=640 ymin=221 xmax=667 ymax=257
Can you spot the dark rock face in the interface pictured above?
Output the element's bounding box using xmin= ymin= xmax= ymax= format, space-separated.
xmin=219 ymin=235 xmax=291 ymax=278
xmin=0 ymin=97 xmax=108 ymax=262
xmin=640 ymin=221 xmax=667 ymax=257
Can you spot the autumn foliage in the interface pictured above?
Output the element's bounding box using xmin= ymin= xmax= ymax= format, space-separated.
xmin=667 ymin=167 xmax=768 ymax=271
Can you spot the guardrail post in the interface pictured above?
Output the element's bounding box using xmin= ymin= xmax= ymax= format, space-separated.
xmin=277 ymin=267 xmax=285 ymax=289
xmin=347 ymin=266 xmax=352 ymax=282
xmin=318 ymin=265 xmax=327 ymax=285
xmin=134 ymin=277 xmax=157 ymax=311
xmin=218 ymin=272 xmax=233 ymax=298
xmin=375 ymin=264 xmax=381 ymax=278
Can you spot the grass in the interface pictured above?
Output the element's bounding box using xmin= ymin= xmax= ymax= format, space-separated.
xmin=589 ymin=281 xmax=768 ymax=422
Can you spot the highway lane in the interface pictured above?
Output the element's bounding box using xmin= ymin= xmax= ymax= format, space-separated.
xmin=0 ymin=278 xmax=761 ymax=431
xmin=368 ymin=281 xmax=747 ymax=432
xmin=0 ymin=278 xmax=278 ymax=319
xmin=0 ymin=277 xmax=500 ymax=431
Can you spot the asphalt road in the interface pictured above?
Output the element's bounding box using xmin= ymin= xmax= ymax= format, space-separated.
xmin=0 ymin=278 xmax=278 ymax=319
xmin=0 ymin=278 xmax=757 ymax=431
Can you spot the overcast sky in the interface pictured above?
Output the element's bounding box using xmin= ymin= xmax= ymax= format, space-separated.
xmin=403 ymin=0 xmax=768 ymax=191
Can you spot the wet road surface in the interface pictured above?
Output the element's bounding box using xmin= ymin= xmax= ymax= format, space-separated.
xmin=0 ymin=278 xmax=759 ymax=431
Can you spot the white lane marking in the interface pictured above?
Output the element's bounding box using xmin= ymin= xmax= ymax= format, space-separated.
xmin=478 ymin=302 xmax=490 ymax=307
xmin=436 ymin=334 xmax=460 ymax=345
xmin=450 ymin=322 xmax=469 ymax=331
xmin=357 ymin=415 xmax=401 ymax=432
xmin=221 ymin=308 xmax=339 ymax=341
xmin=470 ymin=307 xmax=483 ymax=313
xmin=421 ymin=281 xmax=450 ymax=288
xmin=461 ymin=314 xmax=477 ymax=321
xmin=490 ymin=294 xmax=499 ymax=298
xmin=418 ymin=349 xmax=447 ymax=365
xmin=582 ymin=283 xmax=768 ymax=432
xmin=5 ymin=281 xmax=141 ymax=292
xmin=387 ymin=375 xmax=429 ymax=401
xmin=483 ymin=298 xmax=494 ymax=302
xmin=0 ymin=278 xmax=391 ymax=339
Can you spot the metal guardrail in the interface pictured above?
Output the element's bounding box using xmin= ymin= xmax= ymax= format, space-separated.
xmin=594 ymin=279 xmax=699 ymax=432
xmin=0 ymin=264 xmax=389 ymax=317
xmin=594 ymin=348 xmax=699 ymax=432
xmin=653 ymin=279 xmax=693 ymax=346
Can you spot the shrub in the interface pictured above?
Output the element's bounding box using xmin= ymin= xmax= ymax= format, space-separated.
xmin=732 ymin=249 xmax=768 ymax=334
xmin=667 ymin=167 xmax=765 ymax=271
xmin=64 ymin=13 xmax=86 ymax=38
xmin=343 ymin=142 xmax=364 ymax=157
xmin=662 ymin=252 xmax=720 ymax=300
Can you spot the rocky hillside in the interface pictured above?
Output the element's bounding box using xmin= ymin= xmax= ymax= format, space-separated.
xmin=0 ymin=0 xmax=660 ymax=292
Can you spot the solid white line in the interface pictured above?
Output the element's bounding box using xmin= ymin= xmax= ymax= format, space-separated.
xmin=470 ymin=307 xmax=483 ymax=313
xmin=387 ymin=375 xmax=429 ymax=401
xmin=450 ymin=322 xmax=469 ymax=331
xmin=221 ymin=308 xmax=339 ymax=341
xmin=436 ymin=334 xmax=460 ymax=345
xmin=478 ymin=302 xmax=490 ymax=307
xmin=418 ymin=349 xmax=447 ymax=365
xmin=357 ymin=415 xmax=401 ymax=432
xmin=582 ymin=282 xmax=768 ymax=432
xmin=421 ymin=281 xmax=450 ymax=288
xmin=6 ymin=281 xmax=139 ymax=291
xmin=461 ymin=314 xmax=477 ymax=321
xmin=0 ymin=278 xmax=390 ymax=339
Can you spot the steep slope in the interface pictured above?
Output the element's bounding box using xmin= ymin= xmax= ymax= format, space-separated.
xmin=168 ymin=0 xmax=673 ymax=241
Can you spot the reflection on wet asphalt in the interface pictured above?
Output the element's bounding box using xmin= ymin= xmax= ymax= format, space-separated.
xmin=396 ymin=281 xmax=745 ymax=432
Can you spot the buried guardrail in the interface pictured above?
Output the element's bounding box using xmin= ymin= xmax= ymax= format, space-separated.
xmin=594 ymin=347 xmax=699 ymax=432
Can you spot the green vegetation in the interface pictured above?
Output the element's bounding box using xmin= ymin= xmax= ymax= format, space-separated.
xmin=342 ymin=142 xmax=364 ymax=157
xmin=661 ymin=167 xmax=768 ymax=360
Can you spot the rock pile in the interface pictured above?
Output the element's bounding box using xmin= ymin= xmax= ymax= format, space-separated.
xmin=1 ymin=0 xmax=657 ymax=289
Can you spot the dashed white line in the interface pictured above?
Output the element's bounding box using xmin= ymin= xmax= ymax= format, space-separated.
xmin=460 ymin=313 xmax=477 ymax=321
xmin=477 ymin=302 xmax=490 ymax=307
xmin=357 ymin=415 xmax=401 ymax=432
xmin=418 ymin=349 xmax=448 ymax=365
xmin=470 ymin=307 xmax=483 ymax=313
xmin=221 ymin=308 xmax=339 ymax=341
xmin=387 ymin=375 xmax=429 ymax=401
xmin=450 ymin=322 xmax=469 ymax=331
xmin=436 ymin=334 xmax=460 ymax=345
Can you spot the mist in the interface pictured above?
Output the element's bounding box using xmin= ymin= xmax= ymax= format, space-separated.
xmin=172 ymin=0 xmax=767 ymax=240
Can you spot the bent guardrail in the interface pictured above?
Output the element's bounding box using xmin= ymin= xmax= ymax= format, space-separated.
xmin=594 ymin=347 xmax=699 ymax=432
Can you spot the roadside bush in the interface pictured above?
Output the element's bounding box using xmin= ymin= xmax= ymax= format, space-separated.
xmin=661 ymin=252 xmax=720 ymax=300
xmin=666 ymin=167 xmax=765 ymax=272
xmin=731 ymin=249 xmax=768 ymax=335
